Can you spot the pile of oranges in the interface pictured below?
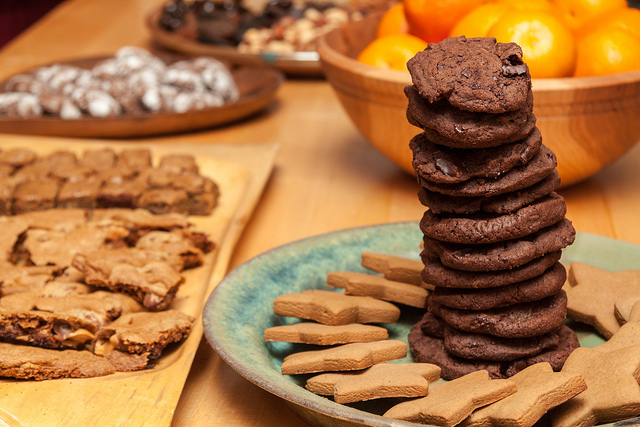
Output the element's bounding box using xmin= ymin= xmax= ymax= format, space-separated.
xmin=357 ymin=0 xmax=640 ymax=78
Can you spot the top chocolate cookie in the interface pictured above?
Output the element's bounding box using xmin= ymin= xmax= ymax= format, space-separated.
xmin=407 ymin=37 xmax=531 ymax=114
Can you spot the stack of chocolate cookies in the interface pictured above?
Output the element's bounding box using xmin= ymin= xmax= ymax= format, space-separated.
xmin=404 ymin=36 xmax=579 ymax=380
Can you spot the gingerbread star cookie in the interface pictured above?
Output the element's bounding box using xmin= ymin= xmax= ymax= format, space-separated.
xmin=264 ymin=322 xmax=389 ymax=345
xmin=564 ymin=262 xmax=640 ymax=339
xmin=460 ymin=363 xmax=586 ymax=427
xmin=550 ymin=346 xmax=640 ymax=427
xmin=327 ymin=271 xmax=429 ymax=308
xmin=596 ymin=301 xmax=640 ymax=353
xmin=384 ymin=370 xmax=517 ymax=426
xmin=280 ymin=340 xmax=407 ymax=375
xmin=305 ymin=363 xmax=441 ymax=403
xmin=615 ymin=296 xmax=640 ymax=325
xmin=273 ymin=289 xmax=400 ymax=325
xmin=361 ymin=252 xmax=428 ymax=288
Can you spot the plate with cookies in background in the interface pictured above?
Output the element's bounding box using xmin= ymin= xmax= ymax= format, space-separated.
xmin=204 ymin=221 xmax=640 ymax=427
xmin=0 ymin=46 xmax=283 ymax=138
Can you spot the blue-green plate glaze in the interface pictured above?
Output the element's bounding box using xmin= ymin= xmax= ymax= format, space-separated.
xmin=203 ymin=222 xmax=640 ymax=427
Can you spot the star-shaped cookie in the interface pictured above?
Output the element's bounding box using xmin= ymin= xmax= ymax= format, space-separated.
xmin=384 ymin=370 xmax=517 ymax=426
xmin=460 ymin=362 xmax=586 ymax=427
xmin=327 ymin=271 xmax=429 ymax=308
xmin=564 ymin=262 xmax=640 ymax=338
xmin=273 ymin=289 xmax=400 ymax=325
xmin=596 ymin=301 xmax=640 ymax=353
xmin=306 ymin=363 xmax=441 ymax=403
xmin=550 ymin=346 xmax=640 ymax=427
xmin=280 ymin=340 xmax=407 ymax=375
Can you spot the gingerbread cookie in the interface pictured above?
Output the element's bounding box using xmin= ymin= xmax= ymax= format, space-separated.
xmin=564 ymin=262 xmax=640 ymax=339
xmin=384 ymin=369 xmax=517 ymax=425
xmin=273 ymin=289 xmax=401 ymax=325
xmin=280 ymin=340 xmax=407 ymax=375
xmin=305 ymin=363 xmax=441 ymax=403
xmin=460 ymin=362 xmax=586 ymax=427
xmin=264 ymin=322 xmax=389 ymax=345
xmin=361 ymin=252 xmax=424 ymax=286
xmin=327 ymin=271 xmax=429 ymax=308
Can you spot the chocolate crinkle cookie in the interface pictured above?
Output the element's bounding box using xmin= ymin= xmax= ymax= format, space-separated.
xmin=407 ymin=36 xmax=531 ymax=114
xmin=0 ymin=46 xmax=239 ymax=119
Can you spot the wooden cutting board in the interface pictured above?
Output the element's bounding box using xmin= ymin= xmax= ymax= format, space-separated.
xmin=0 ymin=135 xmax=278 ymax=426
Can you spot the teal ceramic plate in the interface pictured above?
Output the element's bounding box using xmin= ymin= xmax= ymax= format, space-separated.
xmin=203 ymin=222 xmax=640 ymax=427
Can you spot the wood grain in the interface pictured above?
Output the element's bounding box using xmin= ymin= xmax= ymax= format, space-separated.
xmin=2 ymin=1 xmax=640 ymax=426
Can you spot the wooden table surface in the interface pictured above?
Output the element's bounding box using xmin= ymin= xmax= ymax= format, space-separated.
xmin=1 ymin=0 xmax=640 ymax=425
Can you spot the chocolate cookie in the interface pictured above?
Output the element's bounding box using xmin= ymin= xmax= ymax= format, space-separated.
xmin=410 ymin=127 xmax=541 ymax=184
xmin=405 ymin=86 xmax=535 ymax=149
xmin=429 ymin=290 xmax=568 ymax=338
xmin=409 ymin=320 xmax=579 ymax=379
xmin=418 ymin=145 xmax=557 ymax=198
xmin=420 ymin=193 xmax=566 ymax=245
xmin=430 ymin=262 xmax=566 ymax=309
xmin=407 ymin=36 xmax=531 ymax=114
xmin=423 ymin=218 xmax=575 ymax=271
xmin=418 ymin=170 xmax=561 ymax=214
xmin=421 ymin=250 xmax=561 ymax=289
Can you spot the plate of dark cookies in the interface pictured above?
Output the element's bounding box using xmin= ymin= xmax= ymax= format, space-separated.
xmin=0 ymin=46 xmax=283 ymax=138
xmin=145 ymin=0 xmax=381 ymax=76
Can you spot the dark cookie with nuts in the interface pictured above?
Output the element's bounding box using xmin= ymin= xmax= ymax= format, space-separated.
xmin=428 ymin=290 xmax=568 ymax=338
xmin=429 ymin=262 xmax=566 ymax=309
xmin=405 ymin=85 xmax=535 ymax=148
xmin=419 ymin=192 xmax=567 ymax=245
xmin=423 ymin=218 xmax=575 ymax=271
xmin=411 ymin=127 xmax=541 ymax=184
xmin=418 ymin=170 xmax=560 ymax=214
xmin=407 ymin=36 xmax=531 ymax=114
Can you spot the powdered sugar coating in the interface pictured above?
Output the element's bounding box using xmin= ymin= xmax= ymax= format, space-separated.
xmin=0 ymin=47 xmax=239 ymax=119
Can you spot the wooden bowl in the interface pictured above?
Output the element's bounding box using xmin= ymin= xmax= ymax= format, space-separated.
xmin=317 ymin=14 xmax=640 ymax=187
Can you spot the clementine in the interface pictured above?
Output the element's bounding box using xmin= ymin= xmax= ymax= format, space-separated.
xmin=575 ymin=7 xmax=640 ymax=41
xmin=494 ymin=0 xmax=558 ymax=13
xmin=376 ymin=3 xmax=410 ymax=38
xmin=449 ymin=3 xmax=510 ymax=37
xmin=574 ymin=27 xmax=640 ymax=76
xmin=550 ymin=0 xmax=627 ymax=31
xmin=403 ymin=0 xmax=487 ymax=43
xmin=357 ymin=33 xmax=428 ymax=71
xmin=487 ymin=9 xmax=577 ymax=78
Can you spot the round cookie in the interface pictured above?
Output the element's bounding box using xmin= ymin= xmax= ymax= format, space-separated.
xmin=410 ymin=127 xmax=542 ymax=184
xmin=424 ymin=218 xmax=576 ymax=272
xmin=418 ymin=145 xmax=557 ymax=198
xmin=443 ymin=325 xmax=560 ymax=362
xmin=405 ymin=86 xmax=535 ymax=148
xmin=429 ymin=290 xmax=568 ymax=338
xmin=409 ymin=320 xmax=579 ymax=380
xmin=406 ymin=36 xmax=531 ymax=114
xmin=421 ymin=250 xmax=561 ymax=289
xmin=430 ymin=262 xmax=566 ymax=309
xmin=420 ymin=193 xmax=566 ymax=245
xmin=418 ymin=170 xmax=561 ymax=214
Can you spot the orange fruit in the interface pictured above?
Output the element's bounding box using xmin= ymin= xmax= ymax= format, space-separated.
xmin=494 ymin=0 xmax=557 ymax=13
xmin=449 ymin=3 xmax=510 ymax=37
xmin=574 ymin=27 xmax=640 ymax=76
xmin=487 ymin=10 xmax=577 ymax=78
xmin=403 ymin=0 xmax=487 ymax=43
xmin=550 ymin=0 xmax=627 ymax=31
xmin=357 ymin=33 xmax=428 ymax=71
xmin=376 ymin=3 xmax=410 ymax=38
xmin=575 ymin=7 xmax=640 ymax=41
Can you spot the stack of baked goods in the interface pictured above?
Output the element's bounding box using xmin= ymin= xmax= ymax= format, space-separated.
xmin=405 ymin=36 xmax=579 ymax=380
